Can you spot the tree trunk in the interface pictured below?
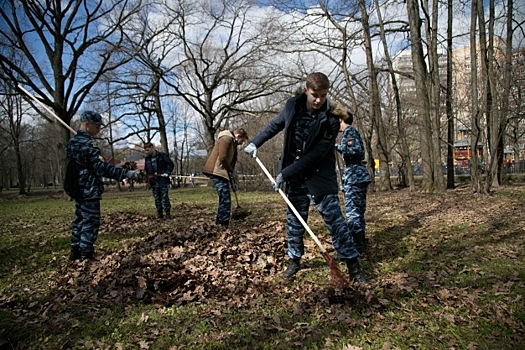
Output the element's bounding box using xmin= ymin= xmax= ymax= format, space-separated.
xmin=469 ymin=0 xmax=483 ymax=193
xmin=359 ymin=0 xmax=392 ymax=191
xmin=374 ymin=0 xmax=415 ymax=191
xmin=446 ymin=0 xmax=455 ymax=189
xmin=406 ymin=0 xmax=434 ymax=193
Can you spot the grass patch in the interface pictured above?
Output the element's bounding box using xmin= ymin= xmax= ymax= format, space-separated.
xmin=0 ymin=185 xmax=524 ymax=349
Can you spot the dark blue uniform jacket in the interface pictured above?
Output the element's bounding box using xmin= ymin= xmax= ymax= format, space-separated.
xmin=251 ymin=93 xmax=339 ymax=198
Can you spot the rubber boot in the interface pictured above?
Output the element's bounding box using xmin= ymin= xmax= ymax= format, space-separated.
xmin=283 ymin=258 xmax=301 ymax=278
xmin=353 ymin=232 xmax=367 ymax=254
xmin=165 ymin=209 xmax=171 ymax=219
xmin=69 ymin=247 xmax=81 ymax=261
xmin=346 ymin=258 xmax=365 ymax=283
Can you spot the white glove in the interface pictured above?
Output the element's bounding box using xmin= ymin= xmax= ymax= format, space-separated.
xmin=273 ymin=173 xmax=283 ymax=192
xmin=244 ymin=143 xmax=257 ymax=158
xmin=161 ymin=173 xmax=169 ymax=177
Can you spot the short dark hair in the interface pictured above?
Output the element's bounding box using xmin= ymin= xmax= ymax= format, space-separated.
xmin=305 ymin=72 xmax=330 ymax=91
xmin=143 ymin=142 xmax=154 ymax=149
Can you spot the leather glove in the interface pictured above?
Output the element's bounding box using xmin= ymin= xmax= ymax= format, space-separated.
xmin=273 ymin=173 xmax=283 ymax=192
xmin=126 ymin=170 xmax=139 ymax=181
xmin=161 ymin=173 xmax=170 ymax=177
xmin=244 ymin=143 xmax=257 ymax=158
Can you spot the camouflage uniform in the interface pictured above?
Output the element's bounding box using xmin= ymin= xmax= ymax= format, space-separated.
xmin=210 ymin=176 xmax=231 ymax=224
xmin=336 ymin=125 xmax=372 ymax=253
xmin=66 ymin=130 xmax=129 ymax=257
xmin=144 ymin=150 xmax=174 ymax=218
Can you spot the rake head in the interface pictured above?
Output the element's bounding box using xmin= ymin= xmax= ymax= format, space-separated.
xmin=323 ymin=251 xmax=350 ymax=286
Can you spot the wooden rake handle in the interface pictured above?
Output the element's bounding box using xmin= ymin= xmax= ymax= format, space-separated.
xmin=254 ymin=157 xmax=327 ymax=254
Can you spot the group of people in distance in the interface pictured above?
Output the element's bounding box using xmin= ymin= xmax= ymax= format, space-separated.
xmin=66 ymin=72 xmax=371 ymax=284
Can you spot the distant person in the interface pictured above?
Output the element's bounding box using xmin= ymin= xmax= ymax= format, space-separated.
xmin=243 ymin=72 xmax=365 ymax=282
xmin=66 ymin=111 xmax=139 ymax=261
xmin=144 ymin=142 xmax=175 ymax=219
xmin=333 ymin=104 xmax=371 ymax=254
xmin=203 ymin=128 xmax=249 ymax=227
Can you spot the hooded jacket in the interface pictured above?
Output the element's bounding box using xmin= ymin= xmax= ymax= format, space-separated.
xmin=66 ymin=130 xmax=128 ymax=201
xmin=203 ymin=130 xmax=238 ymax=181
xmin=251 ymin=93 xmax=339 ymax=198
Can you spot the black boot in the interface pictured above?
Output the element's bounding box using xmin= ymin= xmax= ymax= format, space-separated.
xmin=165 ymin=209 xmax=171 ymax=219
xmin=80 ymin=250 xmax=95 ymax=260
xmin=346 ymin=258 xmax=365 ymax=283
xmin=353 ymin=232 xmax=367 ymax=254
xmin=283 ymin=258 xmax=301 ymax=278
xmin=217 ymin=220 xmax=229 ymax=227
xmin=69 ymin=247 xmax=81 ymax=261
xmin=157 ymin=211 xmax=164 ymax=219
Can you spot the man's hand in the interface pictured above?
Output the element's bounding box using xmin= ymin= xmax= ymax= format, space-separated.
xmin=229 ymin=172 xmax=238 ymax=192
xmin=244 ymin=143 xmax=257 ymax=158
xmin=126 ymin=170 xmax=140 ymax=181
xmin=273 ymin=173 xmax=283 ymax=192
xmin=161 ymin=173 xmax=170 ymax=177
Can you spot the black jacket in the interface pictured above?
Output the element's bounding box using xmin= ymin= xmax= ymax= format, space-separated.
xmin=144 ymin=150 xmax=174 ymax=186
xmin=251 ymin=93 xmax=339 ymax=198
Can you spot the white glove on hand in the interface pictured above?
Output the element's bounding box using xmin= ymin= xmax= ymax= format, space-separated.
xmin=126 ymin=170 xmax=139 ymax=181
xmin=273 ymin=173 xmax=283 ymax=192
xmin=244 ymin=143 xmax=257 ymax=158
xmin=161 ymin=173 xmax=169 ymax=177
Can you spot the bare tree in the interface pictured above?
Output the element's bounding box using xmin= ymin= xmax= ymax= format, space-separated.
xmin=356 ymin=0 xmax=392 ymax=191
xmin=445 ymin=0 xmax=456 ymax=189
xmin=160 ymin=0 xmax=295 ymax=151
xmin=0 ymin=82 xmax=28 ymax=194
xmin=406 ymin=0 xmax=445 ymax=193
xmin=374 ymin=0 xmax=416 ymax=191
xmin=0 ymin=0 xmax=142 ymax=159
xmin=469 ymin=0 xmax=484 ymax=193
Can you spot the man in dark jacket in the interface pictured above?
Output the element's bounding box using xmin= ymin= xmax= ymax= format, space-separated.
xmin=243 ymin=72 xmax=364 ymax=282
xmin=66 ymin=111 xmax=139 ymax=261
xmin=144 ymin=142 xmax=175 ymax=219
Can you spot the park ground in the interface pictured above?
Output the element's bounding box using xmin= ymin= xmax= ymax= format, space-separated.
xmin=0 ymin=184 xmax=524 ymax=349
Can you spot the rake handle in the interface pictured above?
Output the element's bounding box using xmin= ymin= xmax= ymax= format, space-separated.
xmin=255 ymin=157 xmax=327 ymax=254
xmin=18 ymin=85 xmax=77 ymax=135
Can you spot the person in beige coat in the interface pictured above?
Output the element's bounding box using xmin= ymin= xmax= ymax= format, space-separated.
xmin=203 ymin=128 xmax=249 ymax=227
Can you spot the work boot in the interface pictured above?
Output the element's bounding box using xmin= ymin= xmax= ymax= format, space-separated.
xmin=217 ymin=220 xmax=229 ymax=228
xmin=346 ymin=258 xmax=365 ymax=283
xmin=283 ymin=258 xmax=301 ymax=278
xmin=80 ymin=251 xmax=95 ymax=260
xmin=69 ymin=247 xmax=81 ymax=261
xmin=165 ymin=209 xmax=171 ymax=219
xmin=353 ymin=232 xmax=367 ymax=254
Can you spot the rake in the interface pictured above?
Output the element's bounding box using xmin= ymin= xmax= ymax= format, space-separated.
xmin=254 ymin=157 xmax=348 ymax=285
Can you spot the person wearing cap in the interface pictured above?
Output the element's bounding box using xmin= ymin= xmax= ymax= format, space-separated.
xmin=203 ymin=128 xmax=249 ymax=227
xmin=332 ymin=103 xmax=372 ymax=255
xmin=66 ymin=111 xmax=140 ymax=261
xmin=143 ymin=142 xmax=174 ymax=219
